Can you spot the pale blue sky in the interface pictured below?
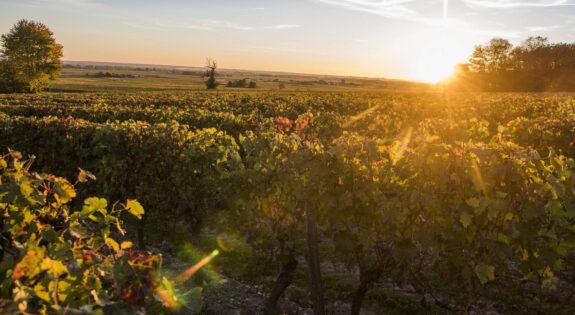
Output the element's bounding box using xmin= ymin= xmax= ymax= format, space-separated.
xmin=1 ymin=0 xmax=575 ymax=80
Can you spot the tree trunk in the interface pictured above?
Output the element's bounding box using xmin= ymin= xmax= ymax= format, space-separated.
xmin=351 ymin=265 xmax=383 ymax=315
xmin=264 ymin=251 xmax=298 ymax=315
xmin=306 ymin=204 xmax=325 ymax=315
xmin=351 ymin=281 xmax=370 ymax=315
xmin=187 ymin=202 xmax=203 ymax=242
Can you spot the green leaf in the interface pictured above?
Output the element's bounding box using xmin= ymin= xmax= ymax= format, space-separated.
xmin=475 ymin=263 xmax=495 ymax=284
xmin=81 ymin=197 xmax=108 ymax=217
xmin=69 ymin=222 xmax=89 ymax=239
xmin=466 ymin=197 xmax=480 ymax=208
xmin=53 ymin=178 xmax=76 ymax=204
xmin=19 ymin=180 xmax=45 ymax=206
xmin=497 ymin=234 xmax=510 ymax=244
xmin=460 ymin=212 xmax=473 ymax=228
xmin=126 ymin=200 xmax=144 ymax=220
xmin=19 ymin=181 xmax=35 ymax=201
xmin=496 ymin=191 xmax=508 ymax=199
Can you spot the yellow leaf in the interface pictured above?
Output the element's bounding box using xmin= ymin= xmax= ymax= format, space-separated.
xmin=106 ymin=237 xmax=120 ymax=253
xmin=34 ymin=283 xmax=51 ymax=302
xmin=41 ymin=257 xmax=68 ymax=277
xmin=81 ymin=197 xmax=108 ymax=217
xmin=77 ymin=168 xmax=96 ymax=183
xmin=53 ymin=178 xmax=76 ymax=204
xmin=12 ymin=247 xmax=45 ymax=280
xmin=126 ymin=200 xmax=145 ymax=220
xmin=121 ymin=241 xmax=133 ymax=249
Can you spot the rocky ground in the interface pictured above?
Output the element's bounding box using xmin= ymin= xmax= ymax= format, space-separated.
xmin=202 ymin=275 xmax=380 ymax=315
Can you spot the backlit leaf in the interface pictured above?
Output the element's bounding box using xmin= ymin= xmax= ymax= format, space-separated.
xmin=460 ymin=212 xmax=473 ymax=228
xmin=77 ymin=168 xmax=96 ymax=183
xmin=126 ymin=200 xmax=144 ymax=220
xmin=475 ymin=263 xmax=495 ymax=284
xmin=53 ymin=178 xmax=76 ymax=204
xmin=81 ymin=197 xmax=108 ymax=217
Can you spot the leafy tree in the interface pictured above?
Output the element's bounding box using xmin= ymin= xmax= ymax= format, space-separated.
xmin=469 ymin=38 xmax=512 ymax=73
xmin=204 ymin=59 xmax=219 ymax=89
xmin=0 ymin=20 xmax=63 ymax=93
xmin=460 ymin=36 xmax=575 ymax=91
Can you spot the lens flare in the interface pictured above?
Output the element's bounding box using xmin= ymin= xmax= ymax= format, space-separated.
xmin=471 ymin=160 xmax=486 ymax=194
xmin=343 ymin=101 xmax=380 ymax=128
xmin=176 ymin=244 xmax=221 ymax=284
xmin=392 ymin=127 xmax=413 ymax=164
xmin=177 ymin=249 xmax=219 ymax=283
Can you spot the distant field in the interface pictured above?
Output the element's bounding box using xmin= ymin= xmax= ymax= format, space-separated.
xmin=48 ymin=66 xmax=431 ymax=92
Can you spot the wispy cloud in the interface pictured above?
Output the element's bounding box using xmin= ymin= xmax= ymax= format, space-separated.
xmin=470 ymin=23 xmax=567 ymax=38
xmin=27 ymin=0 xmax=102 ymax=8
xmin=122 ymin=21 xmax=167 ymax=32
xmin=526 ymin=24 xmax=563 ymax=31
xmin=237 ymin=7 xmax=267 ymax=11
xmin=125 ymin=19 xmax=297 ymax=32
xmin=314 ymin=0 xmax=469 ymax=28
xmin=240 ymin=45 xmax=328 ymax=55
xmin=313 ymin=0 xmax=417 ymax=19
xmin=312 ymin=0 xmax=571 ymax=38
xmin=463 ymin=0 xmax=575 ymax=8
xmin=265 ymin=24 xmax=301 ymax=30
xmin=146 ymin=19 xmax=253 ymax=31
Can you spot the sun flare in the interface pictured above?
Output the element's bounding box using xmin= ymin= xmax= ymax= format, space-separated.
xmin=410 ymin=46 xmax=458 ymax=83
xmin=413 ymin=61 xmax=456 ymax=83
xmin=407 ymin=30 xmax=465 ymax=83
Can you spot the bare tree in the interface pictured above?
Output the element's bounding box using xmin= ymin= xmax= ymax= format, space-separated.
xmin=204 ymin=58 xmax=219 ymax=89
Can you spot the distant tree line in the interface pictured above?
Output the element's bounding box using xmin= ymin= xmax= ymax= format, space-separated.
xmin=87 ymin=72 xmax=140 ymax=79
xmin=226 ymin=78 xmax=257 ymax=88
xmin=451 ymin=37 xmax=575 ymax=91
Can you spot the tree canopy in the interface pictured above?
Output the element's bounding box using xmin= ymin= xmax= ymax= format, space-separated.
xmin=0 ymin=20 xmax=63 ymax=93
xmin=452 ymin=36 xmax=575 ymax=91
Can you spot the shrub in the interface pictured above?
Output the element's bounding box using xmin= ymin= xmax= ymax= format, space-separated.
xmin=0 ymin=150 xmax=185 ymax=314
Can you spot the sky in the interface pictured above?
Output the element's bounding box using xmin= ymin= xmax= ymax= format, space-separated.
xmin=1 ymin=0 xmax=575 ymax=81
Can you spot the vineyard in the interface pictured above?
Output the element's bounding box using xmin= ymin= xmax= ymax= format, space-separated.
xmin=1 ymin=90 xmax=575 ymax=314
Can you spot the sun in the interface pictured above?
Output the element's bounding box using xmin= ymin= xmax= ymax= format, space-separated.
xmin=413 ymin=61 xmax=456 ymax=83
xmin=407 ymin=30 xmax=465 ymax=83
xmin=410 ymin=47 xmax=459 ymax=83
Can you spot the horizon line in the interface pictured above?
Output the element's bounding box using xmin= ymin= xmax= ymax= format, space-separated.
xmin=62 ymin=59 xmax=419 ymax=83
